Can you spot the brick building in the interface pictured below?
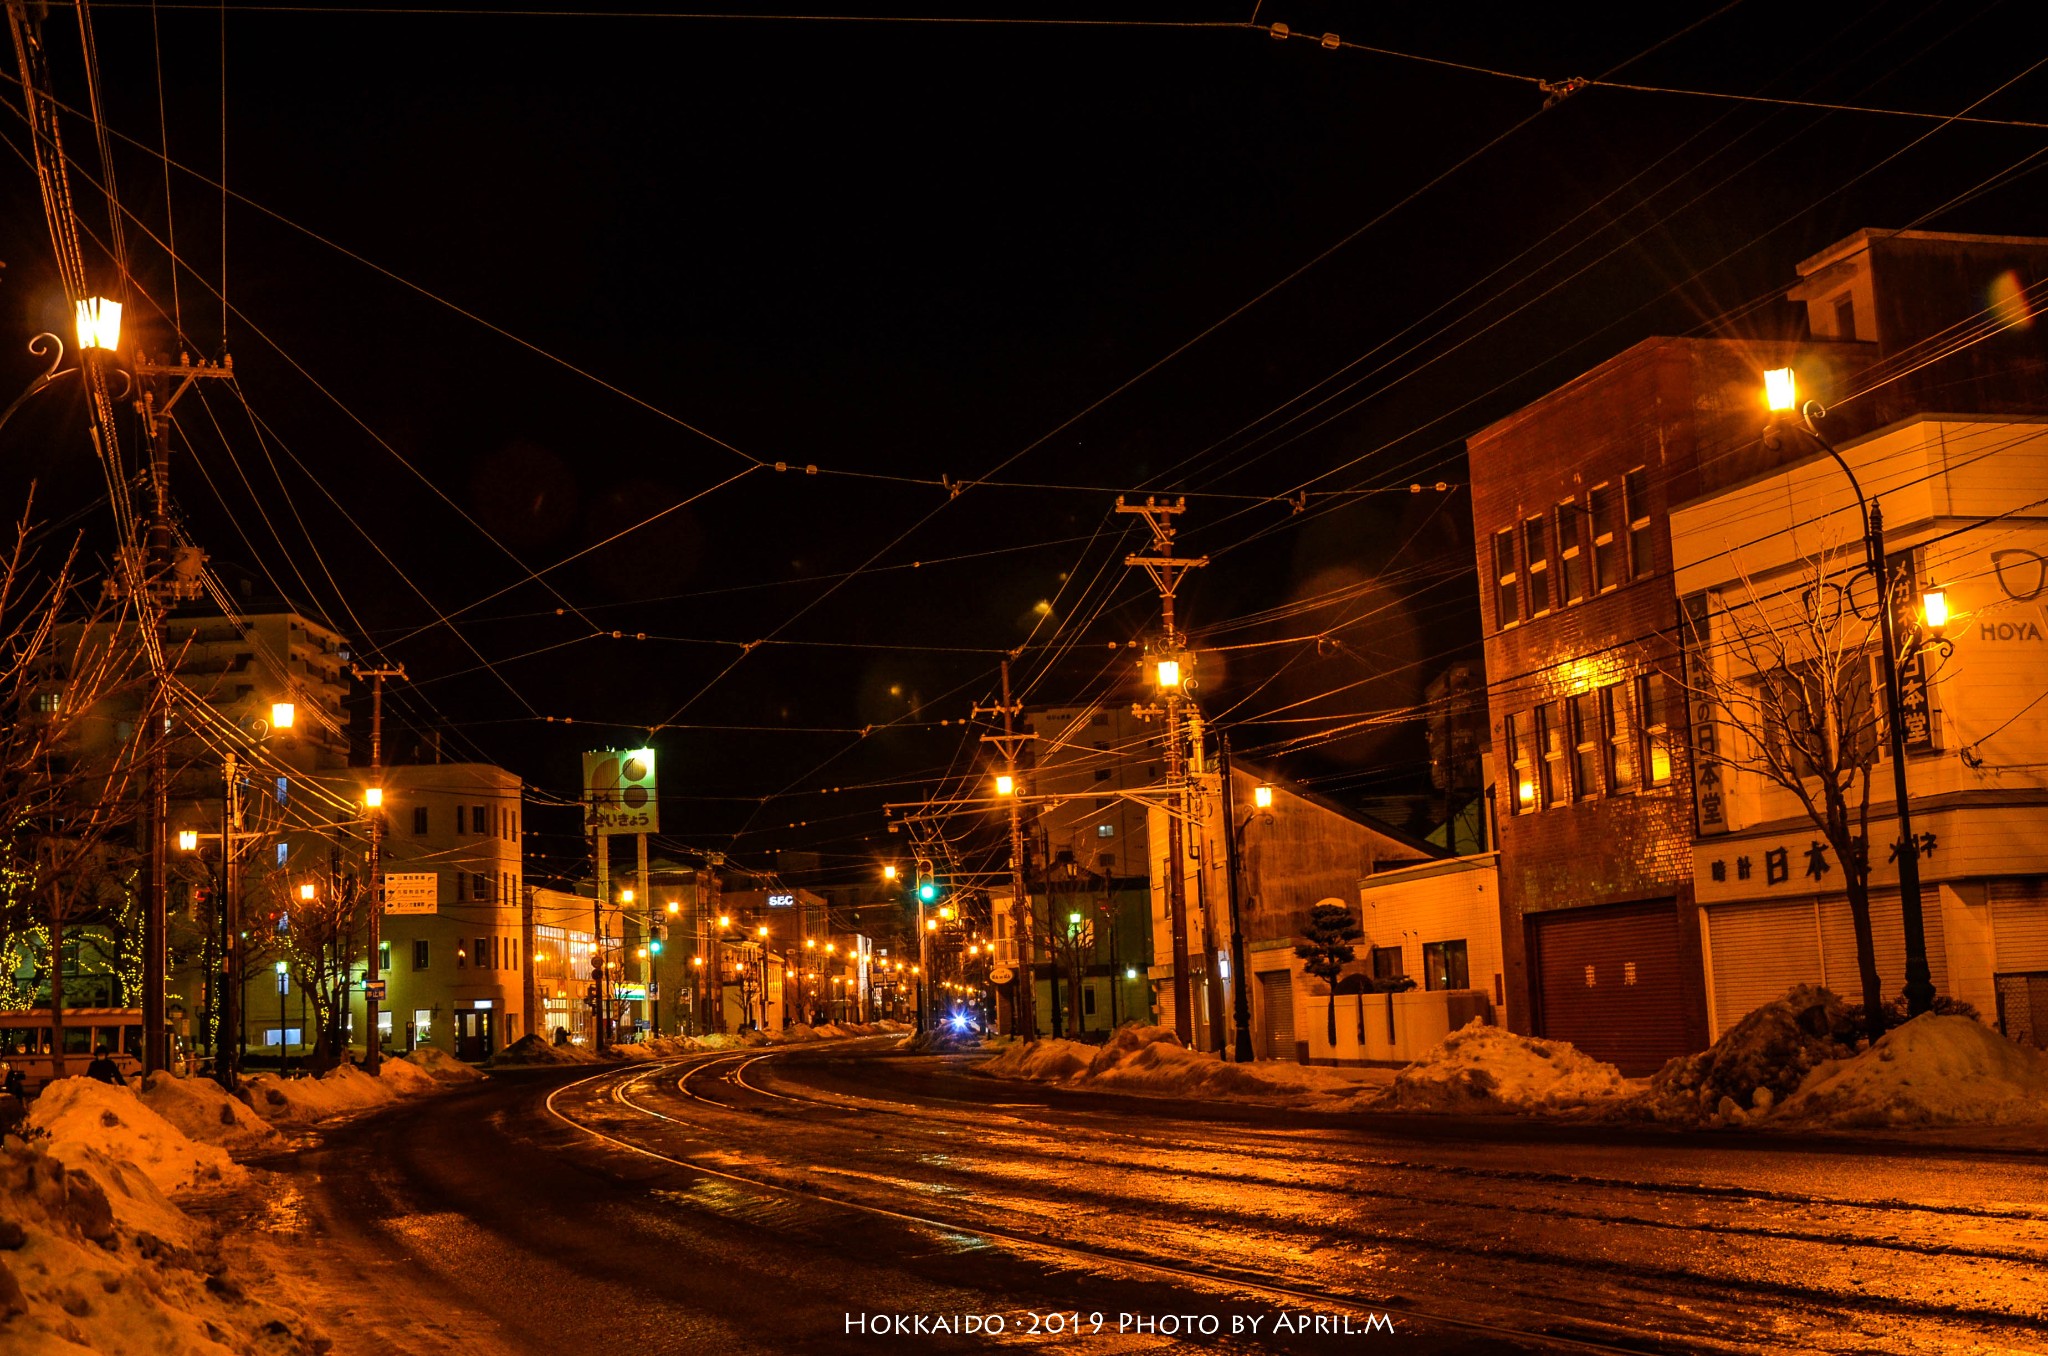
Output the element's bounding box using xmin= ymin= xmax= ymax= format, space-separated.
xmin=1466 ymin=229 xmax=2048 ymax=1073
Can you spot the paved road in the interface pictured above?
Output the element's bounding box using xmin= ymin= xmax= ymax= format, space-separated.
xmin=217 ymin=1039 xmax=2048 ymax=1354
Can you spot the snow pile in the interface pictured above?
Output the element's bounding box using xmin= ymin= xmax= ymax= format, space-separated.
xmin=0 ymin=1139 xmax=327 ymax=1355
xmin=374 ymin=1057 xmax=437 ymax=1095
xmin=135 ymin=1071 xmax=280 ymax=1152
xmin=1772 ymin=1015 xmax=2048 ymax=1130
xmin=771 ymin=1024 xmax=825 ymax=1043
xmin=980 ymin=1037 xmax=1093 ymax=1080
xmin=1381 ymin=1020 xmax=1633 ymax=1114
xmin=487 ymin=1033 xmax=604 ymax=1067
xmin=238 ymin=1065 xmax=401 ymax=1124
xmin=403 ymin=1046 xmax=486 ymax=1081
xmin=28 ymin=1078 xmax=242 ymax=1202
xmin=1648 ymin=984 xmax=1856 ymax=1125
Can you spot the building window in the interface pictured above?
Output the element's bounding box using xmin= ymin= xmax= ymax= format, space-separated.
xmin=414 ymin=1009 xmax=433 ymax=1041
xmin=456 ymin=942 xmax=467 ymax=968
xmin=1556 ymin=501 xmax=1585 ymax=605
xmin=1536 ymin=704 xmax=1565 ymax=807
xmin=1568 ymin=692 xmax=1599 ymax=800
xmin=413 ymin=939 xmax=430 ymax=970
xmin=455 ymin=872 xmax=467 ymax=902
xmin=34 ymin=690 xmax=62 ymax=714
xmin=378 ymin=940 xmax=391 ymax=971
xmin=474 ymin=873 xmax=491 ymax=902
xmin=412 ymin=805 xmax=429 ymax=835
xmin=477 ymin=938 xmax=491 ymax=970
xmin=1522 ymin=515 xmax=1550 ymax=617
xmin=275 ymin=843 xmax=289 ymax=867
xmin=1624 ymin=467 xmax=1654 ymax=580
xmin=1762 ymin=661 xmax=1876 ymax=779
xmin=1371 ymin=945 xmax=1405 ymax=983
xmin=1422 ymin=940 xmax=1469 ymax=991
xmin=1590 ymin=483 xmax=1620 ymax=593
xmin=1507 ymin=710 xmax=1534 ymax=814
xmin=1833 ymin=294 xmax=1856 ymax=341
xmin=1094 ymin=768 xmax=1112 ymax=782
xmin=1096 ymin=824 xmax=1115 ymax=838
xmin=1600 ymin=683 xmax=1637 ymax=793
xmin=472 ymin=806 xmax=487 ymax=834
xmin=1492 ymin=528 xmax=1519 ymax=629
xmin=1639 ymin=672 xmax=1674 ymax=786
xmin=453 ymin=808 xmax=464 ymax=836
xmin=261 ymin=1029 xmax=304 ymax=1048
xmin=275 ymin=776 xmax=289 ymax=806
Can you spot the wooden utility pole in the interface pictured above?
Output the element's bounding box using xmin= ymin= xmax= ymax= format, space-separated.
xmin=353 ymin=663 xmax=404 ymax=1073
xmin=1117 ymin=497 xmax=1206 ymax=1046
xmin=975 ymin=659 xmax=1036 ymax=1038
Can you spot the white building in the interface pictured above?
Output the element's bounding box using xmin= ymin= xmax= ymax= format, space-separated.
xmin=1672 ymin=414 xmax=2048 ymax=1046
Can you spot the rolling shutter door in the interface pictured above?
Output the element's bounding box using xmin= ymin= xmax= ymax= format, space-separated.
xmin=1706 ymin=899 xmax=1822 ymax=1036
xmin=1819 ymin=890 xmax=1949 ymax=1001
xmin=1989 ymin=881 xmax=2048 ymax=970
xmin=1531 ymin=900 xmax=1691 ymax=1076
xmin=1259 ymin=971 xmax=1297 ymax=1062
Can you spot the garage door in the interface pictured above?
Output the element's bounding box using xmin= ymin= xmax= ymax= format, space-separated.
xmin=1990 ymin=880 xmax=2048 ymax=970
xmin=1707 ymin=899 xmax=1822 ymax=1037
xmin=1258 ymin=970 xmax=1297 ymax=1063
xmin=1531 ymin=900 xmax=1692 ymax=1075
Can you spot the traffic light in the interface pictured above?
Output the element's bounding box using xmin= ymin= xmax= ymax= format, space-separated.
xmin=915 ymin=858 xmax=938 ymax=903
xmin=650 ymin=924 xmax=665 ymax=956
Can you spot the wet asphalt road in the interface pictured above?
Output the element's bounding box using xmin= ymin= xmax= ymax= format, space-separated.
xmin=224 ymin=1039 xmax=2048 ymax=1356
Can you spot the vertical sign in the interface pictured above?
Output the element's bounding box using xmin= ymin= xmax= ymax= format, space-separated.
xmin=583 ymin=748 xmax=659 ymax=836
xmin=1681 ymin=592 xmax=1728 ymax=835
xmin=1888 ymin=550 xmax=1935 ymax=754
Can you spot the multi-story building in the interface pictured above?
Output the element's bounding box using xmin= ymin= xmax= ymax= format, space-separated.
xmin=1672 ymin=416 xmax=2048 ymax=1048
xmin=1466 ymin=229 xmax=2048 ymax=1072
xmin=1025 ymin=702 xmax=1159 ymax=879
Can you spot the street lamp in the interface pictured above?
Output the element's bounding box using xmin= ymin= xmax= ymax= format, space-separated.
xmin=1763 ymin=367 xmax=1937 ymax=1016
xmin=1253 ymin=783 xmax=1274 ymax=810
xmin=269 ymin=702 xmax=296 ymax=731
xmin=882 ymin=864 xmax=897 ymax=881
xmin=364 ymin=786 xmax=383 ymax=809
xmin=994 ymin=773 xmax=1014 ymax=796
xmin=177 ymin=829 xmax=199 ymax=852
xmin=1154 ymin=658 xmax=1182 ymax=689
xmin=75 ymin=297 xmax=122 ymax=351
xmin=298 ymin=882 xmax=315 ymax=902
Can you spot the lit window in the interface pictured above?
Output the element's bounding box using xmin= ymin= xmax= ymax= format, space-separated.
xmin=1639 ymin=672 xmax=1674 ymax=786
xmin=1536 ymin=704 xmax=1565 ymax=808
xmin=1096 ymin=824 xmax=1115 ymax=838
xmin=1601 ymin=683 xmax=1637 ymax=793
xmin=1590 ymin=483 xmax=1620 ymax=593
xmin=275 ymin=776 xmax=289 ymax=807
xmin=1568 ymin=692 xmax=1599 ymax=800
xmin=1507 ymin=710 xmax=1534 ymax=814
xmin=275 ymin=843 xmax=289 ymax=867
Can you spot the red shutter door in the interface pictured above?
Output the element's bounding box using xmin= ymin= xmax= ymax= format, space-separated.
xmin=1531 ymin=900 xmax=1692 ymax=1076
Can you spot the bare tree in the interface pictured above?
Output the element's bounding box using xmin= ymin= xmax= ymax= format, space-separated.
xmin=257 ymin=863 xmax=367 ymax=1072
xmin=0 ymin=499 xmax=151 ymax=1076
xmin=1683 ymin=539 xmax=1924 ymax=1042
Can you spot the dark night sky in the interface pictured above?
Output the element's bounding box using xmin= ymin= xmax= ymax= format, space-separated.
xmin=3 ymin=0 xmax=2044 ymax=885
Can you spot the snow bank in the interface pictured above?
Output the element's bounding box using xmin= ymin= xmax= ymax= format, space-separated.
xmin=0 ymin=1139 xmax=327 ymax=1355
xmin=28 ymin=1078 xmax=241 ymax=1199
xmin=403 ymin=1046 xmax=486 ymax=1081
xmin=978 ymin=1026 xmax=1387 ymax=1104
xmin=1772 ymin=1015 xmax=2048 ymax=1130
xmin=136 ymin=1071 xmax=280 ymax=1152
xmin=238 ymin=1065 xmax=400 ymax=1124
xmin=1648 ymin=984 xmax=1855 ymax=1124
xmin=1381 ymin=1020 xmax=1632 ymax=1114
xmin=487 ymin=1033 xmax=604 ymax=1067
xmin=375 ymin=1056 xmax=438 ymax=1094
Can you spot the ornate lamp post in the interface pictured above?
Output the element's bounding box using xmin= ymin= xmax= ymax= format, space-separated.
xmin=1764 ymin=369 xmax=1947 ymax=1016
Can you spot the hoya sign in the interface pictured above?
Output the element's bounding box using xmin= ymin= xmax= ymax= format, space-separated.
xmin=583 ymin=748 xmax=659 ymax=836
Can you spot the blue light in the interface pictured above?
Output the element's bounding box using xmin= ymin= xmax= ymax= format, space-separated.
xmin=918 ymin=882 xmax=937 ymax=902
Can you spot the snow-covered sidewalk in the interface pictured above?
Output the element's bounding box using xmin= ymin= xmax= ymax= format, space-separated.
xmin=487 ymin=1020 xmax=912 ymax=1068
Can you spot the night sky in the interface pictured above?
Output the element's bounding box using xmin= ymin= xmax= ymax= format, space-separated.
xmin=3 ymin=0 xmax=2043 ymax=887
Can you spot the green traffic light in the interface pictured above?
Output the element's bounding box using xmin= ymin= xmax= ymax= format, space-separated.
xmin=918 ymin=882 xmax=937 ymax=902
xmin=650 ymin=940 xmax=663 ymax=955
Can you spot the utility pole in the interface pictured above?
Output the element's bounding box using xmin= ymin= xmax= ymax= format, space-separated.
xmin=1117 ymin=496 xmax=1206 ymax=1046
xmin=1218 ymin=736 xmax=1256 ymax=1063
xmin=975 ymin=659 xmax=1036 ymax=1039
xmin=353 ymin=662 xmax=404 ymax=1074
xmin=637 ymin=830 xmax=651 ymax=1036
xmin=219 ymin=751 xmax=242 ymax=1092
xmin=593 ymin=833 xmax=610 ymax=1053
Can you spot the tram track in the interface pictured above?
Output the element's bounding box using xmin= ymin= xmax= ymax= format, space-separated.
xmin=543 ymin=1046 xmax=2048 ymax=1354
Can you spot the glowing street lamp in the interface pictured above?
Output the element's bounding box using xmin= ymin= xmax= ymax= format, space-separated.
xmin=74 ymin=297 xmax=122 ymax=352
xmin=666 ymin=899 xmax=681 ymax=915
xmin=1763 ymin=366 xmax=1798 ymax=413
xmin=1253 ymin=783 xmax=1274 ymax=810
xmin=621 ymin=887 xmax=635 ymax=905
xmin=1154 ymin=658 xmax=1182 ymax=689
xmin=269 ymin=702 xmax=296 ymax=731
xmin=176 ymin=830 xmax=199 ymax=851
xmin=882 ymin=864 xmax=897 ymax=881
xmin=298 ymin=882 xmax=315 ymax=901
xmin=994 ymin=773 xmax=1014 ymax=796
xmin=1922 ymin=587 xmax=1949 ymax=634
xmin=364 ymin=786 xmax=383 ymax=809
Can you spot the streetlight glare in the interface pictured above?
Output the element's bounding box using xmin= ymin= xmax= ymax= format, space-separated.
xmin=882 ymin=864 xmax=897 ymax=881
xmin=74 ymin=297 xmax=121 ymax=351
xmin=666 ymin=899 xmax=680 ymax=914
xmin=1253 ymin=783 xmax=1274 ymax=809
xmin=364 ymin=786 xmax=383 ymax=809
xmin=1155 ymin=658 xmax=1182 ymax=689
xmin=177 ymin=830 xmax=199 ymax=851
xmin=1922 ymin=588 xmax=1949 ymax=633
xmin=298 ymin=882 xmax=315 ymax=901
xmin=1763 ymin=367 xmax=1798 ymax=412
xmin=270 ymin=701 xmax=296 ymax=730
xmin=995 ymin=773 xmax=1014 ymax=796
xmin=621 ymin=887 xmax=634 ymax=904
